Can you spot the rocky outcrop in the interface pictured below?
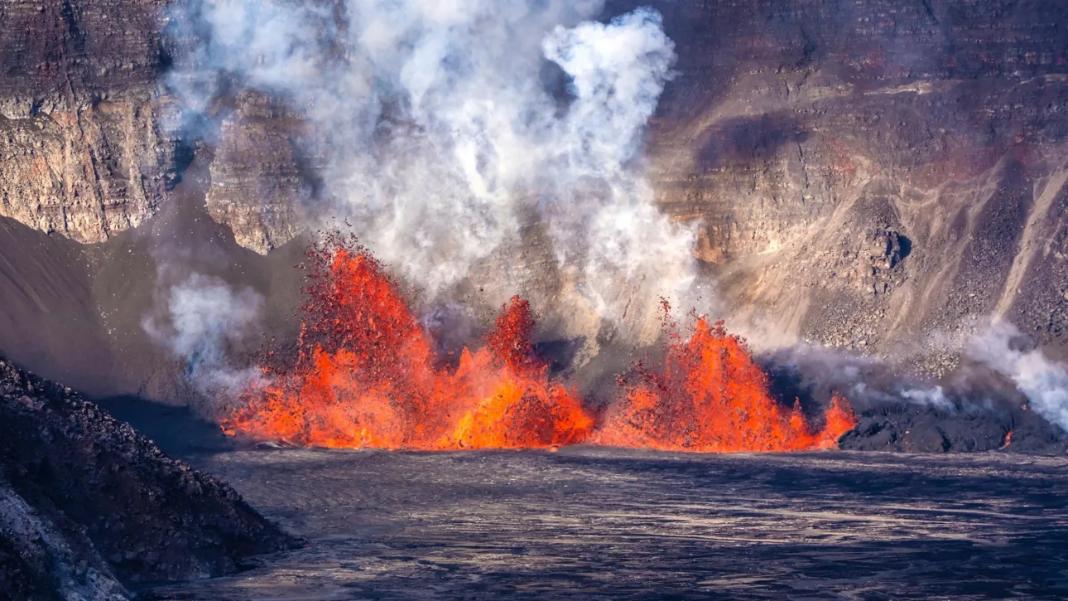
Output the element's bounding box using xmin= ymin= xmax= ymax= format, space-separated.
xmin=0 ymin=358 xmax=297 ymax=598
xmin=0 ymin=0 xmax=177 ymax=243
xmin=0 ymin=94 xmax=177 ymax=243
xmin=840 ymin=400 xmax=1068 ymax=454
xmin=205 ymin=92 xmax=312 ymax=254
xmin=1 ymin=471 xmax=128 ymax=601
xmin=0 ymin=0 xmax=316 ymax=251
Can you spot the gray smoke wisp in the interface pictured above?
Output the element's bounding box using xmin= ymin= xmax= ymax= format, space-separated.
xmin=166 ymin=0 xmax=697 ymax=341
xmin=143 ymin=273 xmax=266 ymax=400
xmin=968 ymin=321 xmax=1068 ymax=432
xmin=764 ymin=344 xmax=956 ymax=412
xmin=766 ymin=320 xmax=1068 ymax=434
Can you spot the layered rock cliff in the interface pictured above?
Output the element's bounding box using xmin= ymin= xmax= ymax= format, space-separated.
xmin=204 ymin=91 xmax=312 ymax=253
xmin=0 ymin=0 xmax=179 ymax=243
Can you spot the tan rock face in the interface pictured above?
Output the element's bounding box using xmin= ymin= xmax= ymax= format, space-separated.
xmin=0 ymin=0 xmax=174 ymax=243
xmin=205 ymin=93 xmax=310 ymax=254
xmin=640 ymin=0 xmax=1068 ymax=361
xmin=0 ymin=0 xmax=1066 ymax=367
xmin=0 ymin=95 xmax=175 ymax=242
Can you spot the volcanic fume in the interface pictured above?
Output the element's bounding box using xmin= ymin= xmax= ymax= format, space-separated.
xmin=163 ymin=2 xmax=860 ymax=452
xmin=168 ymin=1 xmax=699 ymax=342
xmin=223 ymin=237 xmax=855 ymax=451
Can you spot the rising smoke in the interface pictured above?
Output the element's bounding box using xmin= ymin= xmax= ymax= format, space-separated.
xmin=147 ymin=2 xmax=1068 ymax=445
xmin=969 ymin=321 xmax=1068 ymax=432
xmin=762 ymin=319 xmax=1068 ymax=436
xmin=143 ymin=273 xmax=266 ymax=400
xmin=763 ymin=344 xmax=957 ymax=412
xmin=164 ymin=0 xmax=697 ymax=342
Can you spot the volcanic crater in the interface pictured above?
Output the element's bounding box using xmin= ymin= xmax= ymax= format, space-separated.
xmin=1 ymin=0 xmax=1068 ymax=599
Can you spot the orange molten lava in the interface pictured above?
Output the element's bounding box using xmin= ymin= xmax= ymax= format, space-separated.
xmin=223 ymin=238 xmax=856 ymax=453
xmin=594 ymin=315 xmax=857 ymax=452
xmin=222 ymin=239 xmax=593 ymax=449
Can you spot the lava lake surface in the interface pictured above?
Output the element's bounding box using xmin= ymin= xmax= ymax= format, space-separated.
xmin=147 ymin=448 xmax=1068 ymax=600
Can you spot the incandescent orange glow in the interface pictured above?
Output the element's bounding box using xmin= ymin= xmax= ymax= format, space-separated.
xmin=221 ymin=238 xmax=593 ymax=449
xmin=595 ymin=314 xmax=857 ymax=452
xmin=1001 ymin=429 xmax=1014 ymax=449
xmin=222 ymin=237 xmax=856 ymax=453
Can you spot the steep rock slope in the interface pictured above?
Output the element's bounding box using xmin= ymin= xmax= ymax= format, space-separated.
xmin=633 ymin=0 xmax=1068 ymax=365
xmin=0 ymin=358 xmax=297 ymax=600
xmin=0 ymin=163 xmax=306 ymax=400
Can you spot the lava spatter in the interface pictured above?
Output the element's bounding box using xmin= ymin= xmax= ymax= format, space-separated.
xmin=223 ymin=237 xmax=854 ymax=453
xmin=222 ymin=237 xmax=593 ymax=450
xmin=594 ymin=313 xmax=857 ymax=452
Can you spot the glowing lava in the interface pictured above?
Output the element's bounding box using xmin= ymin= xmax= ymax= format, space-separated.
xmin=223 ymin=237 xmax=856 ymax=453
xmin=594 ymin=315 xmax=857 ymax=452
xmin=222 ymin=238 xmax=592 ymax=450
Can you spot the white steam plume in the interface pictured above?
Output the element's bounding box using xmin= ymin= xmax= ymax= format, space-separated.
xmin=766 ymin=344 xmax=957 ymax=411
xmin=969 ymin=321 xmax=1068 ymax=432
xmin=166 ymin=0 xmax=697 ymax=337
xmin=143 ymin=274 xmax=266 ymax=399
xmin=898 ymin=385 xmax=953 ymax=410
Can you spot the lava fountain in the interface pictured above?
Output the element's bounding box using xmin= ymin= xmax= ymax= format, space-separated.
xmin=222 ymin=236 xmax=593 ymax=449
xmin=222 ymin=237 xmax=855 ymax=452
xmin=595 ymin=312 xmax=856 ymax=452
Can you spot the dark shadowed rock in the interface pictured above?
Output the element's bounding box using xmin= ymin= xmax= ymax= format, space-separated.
xmin=0 ymin=358 xmax=298 ymax=599
xmin=840 ymin=401 xmax=1068 ymax=454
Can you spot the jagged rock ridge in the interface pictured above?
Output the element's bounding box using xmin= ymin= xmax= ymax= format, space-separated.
xmin=0 ymin=358 xmax=297 ymax=600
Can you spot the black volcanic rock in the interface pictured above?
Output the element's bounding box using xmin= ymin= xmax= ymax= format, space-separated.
xmin=0 ymin=519 xmax=67 ymax=601
xmin=0 ymin=358 xmax=297 ymax=599
xmin=840 ymin=401 xmax=1068 ymax=454
xmin=0 ymin=469 xmax=128 ymax=601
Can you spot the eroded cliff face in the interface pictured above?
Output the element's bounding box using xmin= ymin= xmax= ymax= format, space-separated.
xmin=204 ymin=92 xmax=312 ymax=254
xmin=0 ymin=95 xmax=178 ymax=242
xmin=0 ymin=0 xmax=1066 ymax=372
xmin=0 ymin=0 xmax=177 ymax=243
